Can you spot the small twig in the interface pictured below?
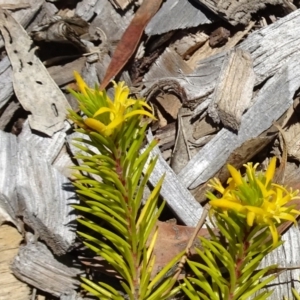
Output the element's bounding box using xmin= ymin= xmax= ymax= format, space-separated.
xmin=179 ymin=114 xmax=192 ymax=160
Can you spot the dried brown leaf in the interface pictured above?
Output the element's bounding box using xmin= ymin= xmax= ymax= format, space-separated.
xmin=99 ymin=0 xmax=163 ymax=90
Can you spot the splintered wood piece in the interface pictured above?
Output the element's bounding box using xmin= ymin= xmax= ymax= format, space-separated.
xmin=0 ymin=0 xmax=44 ymax=48
xmin=146 ymin=131 xmax=202 ymax=226
xmin=109 ymin=0 xmax=132 ymax=10
xmin=178 ymin=53 xmax=300 ymax=189
xmin=47 ymin=56 xmax=86 ymax=87
xmin=284 ymin=123 xmax=300 ymax=161
xmin=17 ymin=122 xmax=77 ymax=255
xmin=0 ymin=225 xmax=31 ymax=300
xmin=145 ymin=0 xmax=212 ymax=36
xmin=193 ymin=0 xmax=283 ymax=25
xmin=209 ymin=48 xmax=255 ymax=131
xmin=0 ymin=131 xmax=20 ymax=229
xmin=0 ymin=56 xmax=13 ymax=109
xmin=30 ymin=16 xmax=89 ymax=52
xmin=75 ymin=0 xmax=100 ymax=21
xmin=11 ymin=236 xmax=81 ymax=298
xmin=0 ymin=9 xmax=71 ymax=136
xmin=259 ymin=225 xmax=300 ymax=298
xmin=144 ymin=9 xmax=300 ymax=108
xmin=172 ymin=31 xmax=209 ymax=59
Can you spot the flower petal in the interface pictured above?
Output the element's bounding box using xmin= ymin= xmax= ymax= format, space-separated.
xmin=84 ymin=118 xmax=107 ymax=134
xmin=265 ymin=157 xmax=276 ymax=185
xmin=124 ymin=110 xmax=157 ymax=120
xmin=74 ymin=71 xmax=89 ymax=96
xmin=227 ymin=164 xmax=243 ymax=186
xmin=210 ymin=199 xmax=244 ymax=211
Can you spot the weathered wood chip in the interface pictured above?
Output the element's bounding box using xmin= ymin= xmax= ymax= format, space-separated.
xmin=179 ymin=53 xmax=300 ymax=189
xmin=0 ymin=56 xmax=13 ymax=109
xmin=192 ymin=0 xmax=283 ymax=25
xmin=209 ymin=48 xmax=255 ymax=131
xmin=145 ymin=0 xmax=212 ymax=36
xmin=144 ymin=9 xmax=300 ymax=107
xmin=0 ymin=225 xmax=31 ymax=300
xmin=11 ymin=235 xmax=81 ymax=298
xmin=109 ymin=0 xmax=132 ymax=10
xmin=146 ymin=131 xmax=202 ymax=226
xmin=0 ymin=123 xmax=76 ymax=254
xmin=17 ymin=122 xmax=77 ymax=255
xmin=0 ymin=9 xmax=71 ymax=136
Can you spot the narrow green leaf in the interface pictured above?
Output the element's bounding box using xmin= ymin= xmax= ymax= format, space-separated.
xmin=148 ymin=250 xmax=184 ymax=290
xmin=78 ymin=219 xmax=130 ymax=249
xmin=120 ymin=281 xmax=134 ymax=300
xmin=239 ymin=274 xmax=276 ymax=300
xmin=86 ymin=200 xmax=125 ymax=222
xmin=188 ymin=277 xmax=219 ymax=300
xmin=146 ymin=277 xmax=176 ymax=300
xmin=137 ymin=174 xmax=164 ymax=227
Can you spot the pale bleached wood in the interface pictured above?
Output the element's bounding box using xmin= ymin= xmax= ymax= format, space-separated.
xmin=178 ymin=53 xmax=300 ymax=189
xmin=11 ymin=235 xmax=81 ymax=298
xmin=0 ymin=56 xmax=13 ymax=109
xmin=193 ymin=0 xmax=283 ymax=25
xmin=209 ymin=48 xmax=255 ymax=131
xmin=0 ymin=225 xmax=31 ymax=300
xmin=0 ymin=0 xmax=44 ymax=48
xmin=146 ymin=131 xmax=203 ymax=226
xmin=171 ymin=32 xmax=209 ymax=59
xmin=283 ymin=121 xmax=300 ymax=161
xmin=145 ymin=0 xmax=212 ymax=36
xmin=0 ymin=9 xmax=71 ymax=136
xmin=0 ymin=131 xmax=20 ymax=229
xmin=89 ymin=0 xmax=133 ymax=43
xmin=17 ymin=122 xmax=77 ymax=255
xmin=75 ymin=0 xmax=100 ymax=21
xmin=108 ymin=0 xmax=132 ymax=10
xmin=143 ymin=9 xmax=300 ymax=108
xmin=258 ymin=226 xmax=300 ymax=299
xmin=48 ymin=57 xmax=86 ymax=87
xmin=0 ymin=99 xmax=20 ymax=130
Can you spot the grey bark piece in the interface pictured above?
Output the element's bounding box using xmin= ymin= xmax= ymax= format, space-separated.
xmin=144 ymin=9 xmax=300 ymax=107
xmin=0 ymin=131 xmax=20 ymax=229
xmin=147 ymin=131 xmax=202 ymax=226
xmin=145 ymin=0 xmax=212 ymax=36
xmin=48 ymin=57 xmax=86 ymax=87
xmin=0 ymin=0 xmax=44 ymax=48
xmin=209 ymin=49 xmax=255 ymax=130
xmin=75 ymin=0 xmax=99 ymax=21
xmin=0 ymin=56 xmax=13 ymax=109
xmin=89 ymin=0 xmax=133 ymax=43
xmin=192 ymin=0 xmax=283 ymax=25
xmin=60 ymin=292 xmax=84 ymax=300
xmin=17 ymin=122 xmax=77 ymax=255
xmin=109 ymin=0 xmax=132 ymax=10
xmin=178 ymin=53 xmax=300 ymax=189
xmin=258 ymin=226 xmax=300 ymax=299
xmin=26 ymin=1 xmax=59 ymax=33
xmin=11 ymin=238 xmax=81 ymax=298
xmin=0 ymin=100 xmax=20 ymax=130
xmin=0 ymin=9 xmax=71 ymax=137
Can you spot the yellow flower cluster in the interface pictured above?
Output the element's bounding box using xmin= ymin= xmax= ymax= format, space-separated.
xmin=73 ymin=71 xmax=155 ymax=137
xmin=207 ymin=157 xmax=300 ymax=246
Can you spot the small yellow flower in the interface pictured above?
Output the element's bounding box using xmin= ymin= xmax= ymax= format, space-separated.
xmin=207 ymin=157 xmax=300 ymax=247
xmin=72 ymin=71 xmax=156 ymax=137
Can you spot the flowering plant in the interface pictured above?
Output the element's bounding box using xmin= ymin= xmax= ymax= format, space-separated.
xmin=68 ymin=73 xmax=182 ymax=300
xmin=68 ymin=72 xmax=300 ymax=300
xmin=182 ymin=158 xmax=300 ymax=300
